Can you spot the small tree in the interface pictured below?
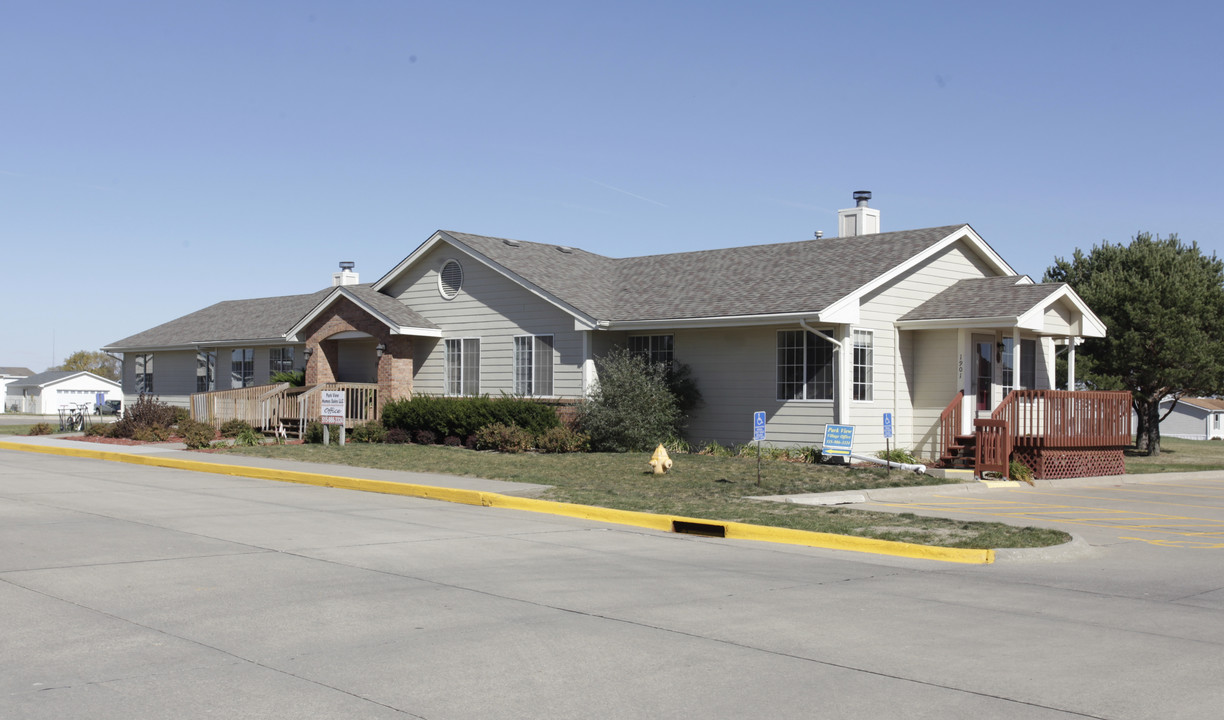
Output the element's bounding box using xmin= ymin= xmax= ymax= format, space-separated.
xmin=578 ymin=348 xmax=683 ymax=452
xmin=54 ymin=350 xmax=119 ymax=380
xmin=1045 ymin=233 xmax=1224 ymax=455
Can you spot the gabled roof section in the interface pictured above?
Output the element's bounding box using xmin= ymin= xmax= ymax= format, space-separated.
xmin=897 ymin=276 xmax=1107 ymax=337
xmin=8 ymin=370 xmax=120 ymax=389
xmin=286 ymin=284 xmax=441 ymax=340
xmin=1176 ymin=397 xmax=1224 ymax=412
xmin=376 ymin=224 xmax=1009 ymax=327
xmin=103 ymin=289 xmax=334 ymax=351
xmin=0 ymin=367 xmax=34 ymax=377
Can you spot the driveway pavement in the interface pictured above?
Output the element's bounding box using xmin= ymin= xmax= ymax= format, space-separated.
xmin=2 ymin=443 xmax=1223 ymax=719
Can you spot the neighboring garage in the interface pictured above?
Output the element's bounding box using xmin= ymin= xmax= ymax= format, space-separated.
xmin=4 ymin=370 xmax=122 ymax=414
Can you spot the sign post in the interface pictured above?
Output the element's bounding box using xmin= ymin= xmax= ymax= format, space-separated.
xmin=822 ymin=424 xmax=855 ymax=461
xmin=753 ymin=411 xmax=766 ymax=486
xmin=883 ymin=412 xmax=894 ymax=473
xmin=320 ymin=390 xmax=347 ymax=446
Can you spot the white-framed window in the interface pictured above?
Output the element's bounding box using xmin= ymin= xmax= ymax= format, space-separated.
xmin=1020 ymin=339 xmax=1037 ymax=389
xmin=852 ymin=329 xmax=873 ymax=402
xmin=1001 ymin=337 xmax=1015 ymax=395
xmin=1215 ymin=414 xmax=1221 ymax=431
xmin=134 ymin=353 xmax=154 ymax=394
xmin=514 ymin=335 xmax=554 ymax=396
xmin=438 ymin=259 xmax=463 ymax=300
xmin=231 ymin=348 xmax=254 ymax=388
xmin=628 ymin=334 xmax=674 ymax=367
xmin=269 ymin=347 xmax=294 ymax=376
xmin=445 ymin=338 xmax=480 ymax=395
xmin=196 ymin=350 xmax=216 ymax=393
xmin=777 ymin=330 xmax=835 ymax=401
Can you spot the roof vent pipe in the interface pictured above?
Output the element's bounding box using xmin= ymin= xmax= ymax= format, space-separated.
xmin=853 ymin=190 xmax=872 ymax=207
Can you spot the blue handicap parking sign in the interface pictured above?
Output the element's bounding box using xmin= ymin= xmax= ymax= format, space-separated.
xmin=753 ymin=411 xmax=766 ymax=441
xmin=883 ymin=412 xmax=893 ymax=439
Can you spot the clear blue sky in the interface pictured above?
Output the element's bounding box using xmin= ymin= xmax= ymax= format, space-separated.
xmin=3 ymin=1 xmax=1221 ymax=373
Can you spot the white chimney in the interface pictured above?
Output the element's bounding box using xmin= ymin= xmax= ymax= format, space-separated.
xmin=838 ymin=190 xmax=880 ymax=237
xmin=333 ymin=261 xmax=359 ymax=287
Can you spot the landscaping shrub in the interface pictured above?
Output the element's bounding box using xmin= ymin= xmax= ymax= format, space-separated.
xmin=303 ymin=421 xmax=324 ymax=444
xmin=413 ymin=429 xmax=437 ymax=445
xmin=351 ymin=421 xmax=387 ymax=444
xmin=133 ymin=424 xmax=172 ymax=442
xmin=178 ymin=419 xmax=218 ymax=449
xmin=232 ymin=427 xmax=263 ymax=446
xmin=473 ymin=423 xmax=534 ymax=453
xmin=877 ymin=448 xmax=918 ymax=465
xmin=383 ymin=428 xmax=411 ymax=444
xmin=577 ymin=348 xmax=682 ymax=452
xmin=220 ymin=419 xmax=254 ymax=438
xmin=443 ymin=435 xmax=463 ymax=447
xmin=27 ymin=422 xmax=53 ymax=436
xmin=270 ymin=370 xmax=305 ymax=386
xmin=536 ymin=425 xmax=589 ymax=453
xmin=170 ymin=406 xmax=190 ymax=425
xmin=112 ymin=394 xmax=179 ymax=439
xmin=1009 ymin=460 xmax=1034 ymax=483
xmin=84 ymin=422 xmax=111 ymax=437
xmin=381 ymin=395 xmax=560 ymax=440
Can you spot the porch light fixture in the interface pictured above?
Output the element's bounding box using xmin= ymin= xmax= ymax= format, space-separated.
xmin=303 ymin=346 xmax=313 ymax=360
xmin=376 ymin=343 xmax=386 ymax=357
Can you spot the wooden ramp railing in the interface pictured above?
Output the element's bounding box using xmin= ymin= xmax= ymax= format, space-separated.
xmin=938 ymin=391 xmax=965 ymax=462
xmin=191 ymin=382 xmax=379 ymax=435
xmin=991 ymin=390 xmax=1132 ymax=447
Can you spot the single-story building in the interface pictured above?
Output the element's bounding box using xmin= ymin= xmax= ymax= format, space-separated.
xmin=1 ymin=367 xmax=35 ymax=413
xmin=5 ymin=370 xmax=123 ymax=415
xmin=104 ymin=192 xmax=1128 ymax=478
xmin=1154 ymin=397 xmax=1224 ymax=441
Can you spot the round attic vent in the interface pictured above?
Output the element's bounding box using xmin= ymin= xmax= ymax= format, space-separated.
xmin=439 ymin=259 xmax=463 ymax=299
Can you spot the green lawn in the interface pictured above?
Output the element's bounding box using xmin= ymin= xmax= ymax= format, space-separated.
xmin=217 ymin=443 xmax=1069 ymax=549
xmin=1124 ymin=436 xmax=1224 ymax=473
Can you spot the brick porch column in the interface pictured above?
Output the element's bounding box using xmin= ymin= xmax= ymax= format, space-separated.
xmin=377 ymin=336 xmax=413 ymax=415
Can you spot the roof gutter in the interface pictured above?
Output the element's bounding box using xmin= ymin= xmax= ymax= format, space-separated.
xmin=799 ymin=318 xmax=842 ymax=350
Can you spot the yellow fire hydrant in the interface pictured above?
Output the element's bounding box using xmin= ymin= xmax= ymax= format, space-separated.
xmin=649 ymin=444 xmax=673 ymax=475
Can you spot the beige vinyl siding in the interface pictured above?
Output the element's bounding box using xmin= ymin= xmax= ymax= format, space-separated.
xmin=908 ymin=330 xmax=960 ymax=458
xmin=856 ymin=240 xmax=998 ymax=455
xmin=388 ymin=246 xmax=584 ymax=397
xmin=1043 ymin=301 xmax=1074 ymax=335
xmin=677 ymin=326 xmax=834 ymax=448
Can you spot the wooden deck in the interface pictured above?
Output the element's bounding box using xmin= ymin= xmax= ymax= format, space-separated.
xmin=191 ymin=382 xmax=379 ymax=436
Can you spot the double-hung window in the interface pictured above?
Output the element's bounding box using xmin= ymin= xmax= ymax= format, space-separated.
xmin=1020 ymin=339 xmax=1037 ymax=389
xmin=196 ymin=350 xmax=216 ymax=392
xmin=231 ymin=348 xmax=254 ymax=388
xmin=446 ymin=338 xmax=480 ymax=395
xmin=269 ymin=347 xmax=294 ymax=376
xmin=628 ymin=334 xmax=674 ymax=368
xmin=1000 ymin=338 xmax=1015 ymax=395
xmin=776 ymin=330 xmax=835 ymax=401
xmin=134 ymin=353 xmax=154 ymax=394
xmin=514 ymin=335 xmax=554 ymax=396
xmin=852 ymin=329 xmax=873 ymax=402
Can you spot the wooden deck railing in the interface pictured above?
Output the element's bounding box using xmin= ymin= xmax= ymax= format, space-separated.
xmin=973 ymin=419 xmax=1011 ymax=476
xmin=291 ymin=383 xmax=379 ymax=433
xmin=991 ymin=390 xmax=1132 ymax=448
xmin=938 ymin=390 xmax=964 ymax=460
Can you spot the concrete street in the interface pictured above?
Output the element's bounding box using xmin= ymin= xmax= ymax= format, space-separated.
xmin=2 ymin=445 xmax=1222 ymax=719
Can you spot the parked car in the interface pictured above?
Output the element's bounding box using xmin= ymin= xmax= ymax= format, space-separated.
xmin=96 ymin=400 xmax=122 ymax=416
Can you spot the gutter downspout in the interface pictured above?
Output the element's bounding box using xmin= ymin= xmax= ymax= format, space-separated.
xmin=799 ymin=319 xmax=842 ymax=351
xmin=800 ymin=319 xmax=848 ymax=428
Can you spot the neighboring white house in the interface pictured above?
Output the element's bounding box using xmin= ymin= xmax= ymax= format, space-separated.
xmin=5 ymin=371 xmax=123 ymax=415
xmin=1156 ymin=397 xmax=1224 ymax=441
xmin=1 ymin=367 xmax=35 ymax=413
xmin=104 ymin=193 xmax=1109 ymax=458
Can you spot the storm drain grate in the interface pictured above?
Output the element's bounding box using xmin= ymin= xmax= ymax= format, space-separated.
xmin=672 ymin=520 xmax=726 ymax=538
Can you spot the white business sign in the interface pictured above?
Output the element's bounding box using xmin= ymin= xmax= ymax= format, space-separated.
xmin=320 ymin=390 xmax=346 ymax=425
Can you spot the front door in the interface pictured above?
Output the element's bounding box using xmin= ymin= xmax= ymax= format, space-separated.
xmin=973 ymin=336 xmax=993 ymax=412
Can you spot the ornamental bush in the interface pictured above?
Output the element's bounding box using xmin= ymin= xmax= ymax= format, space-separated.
xmin=219 ymin=419 xmax=254 ymax=438
xmin=578 ymin=348 xmax=682 ymax=452
xmin=351 ymin=421 xmax=387 ymax=444
xmin=536 ymin=425 xmax=589 ymax=453
xmin=473 ymin=423 xmax=534 ymax=453
xmin=381 ymin=395 xmax=560 ymax=440
xmin=178 ymin=419 xmax=218 ymax=449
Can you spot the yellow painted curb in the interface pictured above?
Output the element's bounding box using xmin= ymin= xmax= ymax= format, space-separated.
xmin=0 ymin=440 xmax=993 ymax=564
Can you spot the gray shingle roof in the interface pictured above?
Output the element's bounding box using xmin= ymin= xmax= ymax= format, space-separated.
xmin=8 ymin=370 xmax=118 ymax=388
xmin=446 ymin=225 xmax=968 ymax=321
xmin=104 ymin=289 xmax=334 ymax=350
xmin=898 ymin=276 xmax=1067 ymax=322
xmin=0 ymin=367 xmax=34 ymax=377
xmin=336 ymin=285 xmax=439 ymax=330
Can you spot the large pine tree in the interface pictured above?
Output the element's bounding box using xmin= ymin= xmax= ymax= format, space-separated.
xmin=1045 ymin=233 xmax=1224 ymax=455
